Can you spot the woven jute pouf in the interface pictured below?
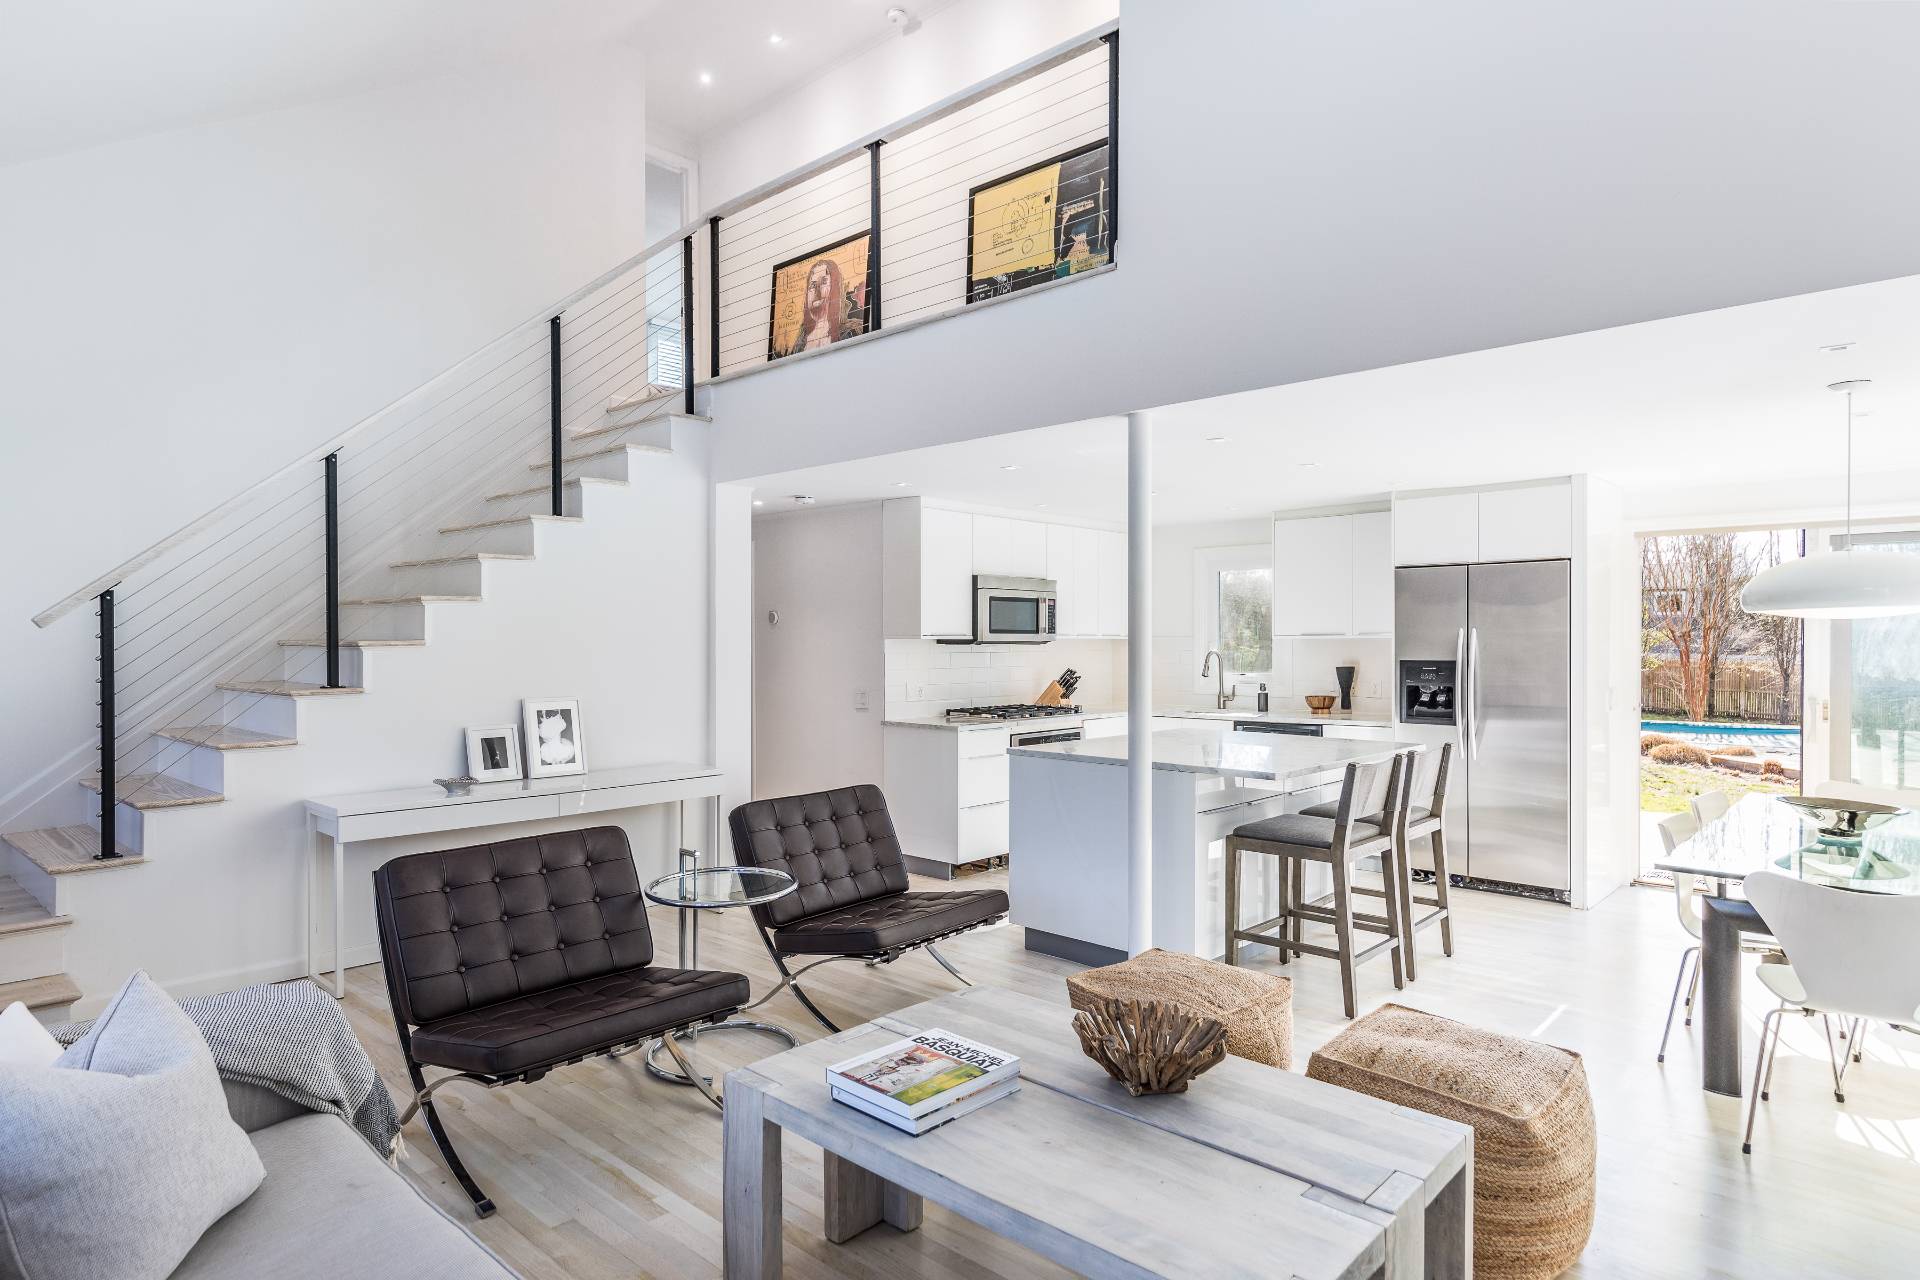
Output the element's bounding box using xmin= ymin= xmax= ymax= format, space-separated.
xmin=1065 ymin=947 xmax=1292 ymax=1069
xmin=1306 ymin=1003 xmax=1594 ymax=1280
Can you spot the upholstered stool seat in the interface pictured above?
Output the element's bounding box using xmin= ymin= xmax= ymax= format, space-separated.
xmin=1307 ymin=1003 xmax=1595 ymax=1280
xmin=1067 ymin=947 xmax=1293 ymax=1069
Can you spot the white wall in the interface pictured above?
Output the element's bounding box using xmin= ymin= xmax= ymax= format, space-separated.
xmin=751 ymin=504 xmax=887 ymax=798
xmin=0 ymin=60 xmax=648 ymax=828
xmin=709 ymin=0 xmax=1920 ymax=483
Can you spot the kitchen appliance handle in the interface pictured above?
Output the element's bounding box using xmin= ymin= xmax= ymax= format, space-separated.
xmin=1455 ymin=626 xmax=1468 ymax=756
xmin=1468 ymin=626 xmax=1482 ymax=761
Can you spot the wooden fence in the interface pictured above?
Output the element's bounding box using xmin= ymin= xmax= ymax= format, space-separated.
xmin=1641 ymin=658 xmax=1799 ymax=724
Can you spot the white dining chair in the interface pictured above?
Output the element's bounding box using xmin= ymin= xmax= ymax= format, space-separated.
xmin=1739 ymin=870 xmax=1920 ymax=1155
xmin=1656 ymin=811 xmax=1779 ymax=1063
xmin=1689 ymin=789 xmax=1731 ymax=826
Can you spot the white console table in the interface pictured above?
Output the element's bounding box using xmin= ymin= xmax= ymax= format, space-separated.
xmin=303 ymin=762 xmax=725 ymax=997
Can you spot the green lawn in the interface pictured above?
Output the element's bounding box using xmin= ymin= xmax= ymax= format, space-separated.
xmin=1640 ymin=761 xmax=1796 ymax=814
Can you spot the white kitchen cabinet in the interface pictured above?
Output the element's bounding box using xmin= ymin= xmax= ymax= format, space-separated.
xmin=1072 ymin=527 xmax=1101 ymax=637
xmin=1096 ymin=529 xmax=1128 ymax=637
xmin=1350 ymin=511 xmax=1394 ymax=634
xmin=882 ymin=499 xmax=974 ymax=639
xmin=1478 ymin=483 xmax=1572 ymax=562
xmin=971 ymin=514 xmax=1049 ymax=578
xmin=1046 ymin=524 xmax=1079 ymax=635
xmin=1393 ymin=493 xmax=1480 ymax=566
xmin=1273 ymin=515 xmax=1352 ymax=635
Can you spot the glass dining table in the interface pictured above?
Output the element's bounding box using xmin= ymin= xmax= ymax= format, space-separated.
xmin=1655 ymin=793 xmax=1920 ymax=1095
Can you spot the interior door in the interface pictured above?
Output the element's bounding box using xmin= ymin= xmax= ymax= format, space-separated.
xmin=1394 ymin=565 xmax=1468 ymax=869
xmin=1466 ymin=560 xmax=1572 ymax=890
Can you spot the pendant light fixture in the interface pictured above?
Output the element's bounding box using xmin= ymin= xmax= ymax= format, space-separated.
xmin=1741 ymin=379 xmax=1920 ymax=619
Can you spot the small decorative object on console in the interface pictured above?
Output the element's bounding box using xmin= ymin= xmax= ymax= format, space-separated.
xmin=521 ymin=698 xmax=585 ymax=778
xmin=1071 ymin=996 xmax=1228 ymax=1097
xmin=463 ymin=724 xmax=523 ymax=782
xmin=432 ymin=776 xmax=477 ymax=796
xmin=1778 ymin=794 xmax=1907 ymax=839
xmin=1304 ymin=694 xmax=1337 ymax=715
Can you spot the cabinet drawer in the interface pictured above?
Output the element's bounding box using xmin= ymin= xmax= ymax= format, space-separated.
xmin=957 ymin=801 xmax=1010 ymax=861
xmin=958 ymin=753 xmax=1010 ymax=805
xmin=959 ymin=729 xmax=1011 ymax=759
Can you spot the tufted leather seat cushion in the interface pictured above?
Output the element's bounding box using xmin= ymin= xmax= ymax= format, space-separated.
xmin=407 ymin=966 xmax=749 ymax=1075
xmin=730 ymin=786 xmax=911 ymax=930
xmin=771 ymin=888 xmax=1008 ymax=956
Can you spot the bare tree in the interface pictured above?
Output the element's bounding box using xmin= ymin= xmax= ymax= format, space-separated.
xmin=1641 ymin=534 xmax=1756 ymax=723
xmin=1748 ymin=532 xmax=1803 ymax=723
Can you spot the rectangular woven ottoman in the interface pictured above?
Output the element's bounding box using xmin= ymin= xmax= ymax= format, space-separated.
xmin=1066 ymin=947 xmax=1292 ymax=1069
xmin=1307 ymin=1003 xmax=1594 ymax=1280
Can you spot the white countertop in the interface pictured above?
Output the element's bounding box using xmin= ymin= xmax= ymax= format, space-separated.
xmin=884 ymin=707 xmax=1392 ymax=731
xmin=883 ymin=709 xmax=1125 ymax=731
xmin=1007 ymin=727 xmax=1420 ymax=781
xmin=306 ymin=761 xmax=720 ymax=819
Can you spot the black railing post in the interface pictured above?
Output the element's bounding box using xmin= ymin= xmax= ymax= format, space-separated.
xmin=681 ymin=235 xmax=696 ymax=415
xmin=548 ymin=315 xmax=563 ymax=517
xmin=867 ymin=140 xmax=884 ymax=332
xmin=1104 ymin=29 xmax=1119 ymax=264
xmin=324 ymin=452 xmax=341 ymax=688
xmin=708 ymin=215 xmax=721 ymax=379
xmin=96 ymin=587 xmax=120 ymax=859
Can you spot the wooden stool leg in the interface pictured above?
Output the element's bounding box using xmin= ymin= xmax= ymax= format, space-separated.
xmin=1223 ymin=840 xmax=1241 ymax=966
xmin=1394 ymin=827 xmax=1418 ymax=983
xmin=1431 ymin=829 xmax=1455 ymax=956
xmin=1329 ymin=853 xmax=1359 ymax=1020
xmin=1376 ymin=843 xmax=1405 ymax=990
xmin=1287 ymin=858 xmax=1304 ymax=961
xmin=1275 ymin=851 xmax=1293 ymax=965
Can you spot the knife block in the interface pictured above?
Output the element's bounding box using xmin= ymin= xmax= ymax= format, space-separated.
xmin=1033 ymin=681 xmax=1068 ymax=706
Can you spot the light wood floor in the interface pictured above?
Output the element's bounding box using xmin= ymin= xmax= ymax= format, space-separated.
xmin=338 ymin=871 xmax=1920 ymax=1279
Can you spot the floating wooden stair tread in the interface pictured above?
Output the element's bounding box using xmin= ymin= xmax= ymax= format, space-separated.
xmin=276 ymin=636 xmax=424 ymax=648
xmin=438 ymin=514 xmax=583 ymax=535
xmin=526 ymin=441 xmax=670 ymax=472
xmin=485 ymin=477 xmax=626 ymax=503
xmin=341 ymin=594 xmax=483 ymax=606
xmin=0 ymin=874 xmax=71 ymax=936
xmin=2 ymin=826 xmax=144 ymax=874
xmin=0 ymin=973 xmax=81 ymax=1012
xmin=216 ymin=679 xmax=365 ymax=697
xmin=388 ymin=552 xmax=533 ymax=570
xmin=80 ymin=773 xmax=223 ymax=809
xmin=156 ymin=724 xmax=296 ymax=750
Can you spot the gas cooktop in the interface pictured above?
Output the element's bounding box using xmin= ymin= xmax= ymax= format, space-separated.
xmin=943 ymin=703 xmax=1084 ymax=723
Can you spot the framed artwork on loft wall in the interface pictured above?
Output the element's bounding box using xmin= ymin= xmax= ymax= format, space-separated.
xmin=464 ymin=725 xmax=524 ymax=782
xmin=965 ymin=139 xmax=1110 ymax=304
xmin=766 ymin=231 xmax=871 ymax=361
xmin=522 ymin=698 xmax=586 ymax=779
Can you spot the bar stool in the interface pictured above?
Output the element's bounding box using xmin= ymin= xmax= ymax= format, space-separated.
xmin=1370 ymin=744 xmax=1453 ymax=980
xmin=1224 ymin=755 xmax=1409 ymax=1019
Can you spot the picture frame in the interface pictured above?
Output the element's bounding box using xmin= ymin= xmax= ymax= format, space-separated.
xmin=521 ymin=699 xmax=586 ymax=779
xmin=765 ymin=230 xmax=872 ymax=362
xmin=463 ymin=725 xmax=523 ymax=783
xmin=965 ymin=139 xmax=1110 ymax=304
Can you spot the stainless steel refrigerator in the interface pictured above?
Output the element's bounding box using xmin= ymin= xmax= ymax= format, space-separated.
xmin=1395 ymin=560 xmax=1572 ymax=896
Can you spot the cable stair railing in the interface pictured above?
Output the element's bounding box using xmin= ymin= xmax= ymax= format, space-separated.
xmin=20 ymin=19 xmax=1120 ymax=869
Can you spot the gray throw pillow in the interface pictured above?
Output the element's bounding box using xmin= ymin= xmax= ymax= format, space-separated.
xmin=0 ymin=971 xmax=265 ymax=1280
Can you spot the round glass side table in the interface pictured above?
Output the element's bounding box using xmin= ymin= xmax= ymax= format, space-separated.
xmin=640 ymin=857 xmax=798 ymax=1093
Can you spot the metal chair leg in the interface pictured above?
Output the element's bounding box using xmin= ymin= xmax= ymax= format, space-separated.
xmin=1657 ymin=947 xmax=1698 ymax=1063
xmin=402 ymin=1058 xmax=495 ymax=1217
xmin=1760 ymin=1000 xmax=1787 ymax=1100
xmin=755 ymin=928 xmax=843 ymax=1033
xmin=660 ymin=1027 xmax=724 ymax=1111
xmin=1744 ymin=1007 xmax=1782 ymax=1155
xmin=926 ymin=942 xmax=973 ymax=987
xmin=1683 ymin=956 xmax=1701 ymax=1025
xmin=1824 ymin=1014 xmax=1848 ymax=1103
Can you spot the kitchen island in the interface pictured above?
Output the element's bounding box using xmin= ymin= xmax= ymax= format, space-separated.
xmin=1008 ymin=727 xmax=1420 ymax=965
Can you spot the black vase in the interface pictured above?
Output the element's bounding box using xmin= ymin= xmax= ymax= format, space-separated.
xmin=1335 ymin=666 xmax=1356 ymax=712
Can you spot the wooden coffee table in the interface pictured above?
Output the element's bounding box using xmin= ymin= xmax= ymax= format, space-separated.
xmin=723 ymin=986 xmax=1471 ymax=1280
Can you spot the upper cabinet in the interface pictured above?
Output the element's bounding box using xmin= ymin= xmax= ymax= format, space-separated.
xmin=1392 ymin=483 xmax=1571 ymax=565
xmin=886 ymin=498 xmax=1123 ymax=640
xmin=1273 ymin=510 xmax=1392 ymax=637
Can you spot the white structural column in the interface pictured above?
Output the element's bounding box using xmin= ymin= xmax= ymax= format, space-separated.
xmin=1126 ymin=411 xmax=1153 ymax=955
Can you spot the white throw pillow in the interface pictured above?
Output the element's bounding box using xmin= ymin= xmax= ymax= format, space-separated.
xmin=0 ymin=1000 xmax=60 ymax=1068
xmin=0 ymin=971 xmax=265 ymax=1280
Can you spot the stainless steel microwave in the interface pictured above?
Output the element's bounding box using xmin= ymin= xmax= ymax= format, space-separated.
xmin=972 ymin=575 xmax=1057 ymax=644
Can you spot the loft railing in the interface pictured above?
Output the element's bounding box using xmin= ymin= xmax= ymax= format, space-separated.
xmin=33 ymin=21 xmax=1118 ymax=857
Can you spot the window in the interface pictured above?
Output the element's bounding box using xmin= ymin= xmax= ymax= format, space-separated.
xmin=1840 ymin=534 xmax=1920 ymax=792
xmin=1196 ymin=546 xmax=1273 ymax=680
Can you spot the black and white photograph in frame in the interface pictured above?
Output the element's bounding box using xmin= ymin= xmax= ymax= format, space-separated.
xmin=464 ymin=725 xmax=523 ymax=783
xmin=522 ymin=699 xmax=586 ymax=778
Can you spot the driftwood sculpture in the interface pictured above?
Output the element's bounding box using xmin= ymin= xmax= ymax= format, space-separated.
xmin=1071 ymin=996 xmax=1229 ymax=1097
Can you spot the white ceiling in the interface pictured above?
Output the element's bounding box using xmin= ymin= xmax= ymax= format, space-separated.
xmin=0 ymin=1 xmax=665 ymax=166
xmin=640 ymin=0 xmax=959 ymax=149
xmin=741 ymin=273 xmax=1920 ymax=530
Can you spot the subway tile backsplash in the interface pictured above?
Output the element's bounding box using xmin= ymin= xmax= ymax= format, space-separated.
xmin=885 ymin=638 xmax=1125 ymax=718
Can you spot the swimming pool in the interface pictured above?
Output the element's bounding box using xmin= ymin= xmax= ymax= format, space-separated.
xmin=1641 ymin=720 xmax=1800 ymax=740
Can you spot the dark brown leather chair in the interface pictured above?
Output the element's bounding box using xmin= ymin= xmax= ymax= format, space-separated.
xmin=373 ymin=826 xmax=748 ymax=1217
xmin=729 ymin=785 xmax=1008 ymax=1032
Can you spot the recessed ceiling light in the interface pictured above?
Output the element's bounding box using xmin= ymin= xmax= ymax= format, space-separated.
xmin=1000 ymin=464 xmax=1020 ymax=471
xmin=892 ymin=481 xmax=910 ymax=487
xmin=1035 ymin=503 xmax=1049 ymax=509
xmin=1207 ymin=436 xmax=1230 ymax=444
xmin=1297 ymin=461 xmax=1319 ymax=469
xmin=751 ymin=499 xmax=764 ymax=507
xmin=698 ymin=71 xmax=713 ymax=86
xmin=768 ymin=33 xmax=783 ymax=45
xmin=1819 ymin=342 xmax=1855 ymax=353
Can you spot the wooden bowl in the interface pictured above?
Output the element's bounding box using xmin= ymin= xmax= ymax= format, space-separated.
xmin=1071 ymin=997 xmax=1228 ymax=1097
xmin=1304 ymin=695 xmax=1338 ymax=714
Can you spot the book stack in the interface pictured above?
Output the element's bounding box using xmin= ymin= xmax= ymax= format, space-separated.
xmin=826 ymin=1028 xmax=1021 ymax=1135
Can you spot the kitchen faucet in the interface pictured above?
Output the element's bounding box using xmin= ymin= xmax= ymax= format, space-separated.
xmin=1201 ymin=651 xmax=1235 ymax=710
